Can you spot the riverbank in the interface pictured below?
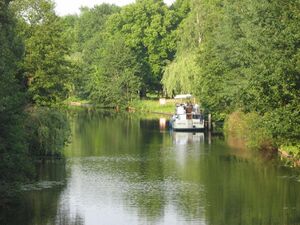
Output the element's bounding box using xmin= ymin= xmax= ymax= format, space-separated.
xmin=224 ymin=111 xmax=300 ymax=167
xmin=65 ymin=98 xmax=175 ymax=114
xmin=134 ymin=99 xmax=174 ymax=114
xmin=279 ymin=145 xmax=300 ymax=167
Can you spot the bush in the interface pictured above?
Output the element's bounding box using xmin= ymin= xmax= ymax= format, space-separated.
xmin=25 ymin=108 xmax=70 ymax=157
xmin=225 ymin=111 xmax=274 ymax=151
xmin=263 ymin=104 xmax=300 ymax=146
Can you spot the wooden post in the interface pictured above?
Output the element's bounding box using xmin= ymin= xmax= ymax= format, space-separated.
xmin=208 ymin=114 xmax=212 ymax=131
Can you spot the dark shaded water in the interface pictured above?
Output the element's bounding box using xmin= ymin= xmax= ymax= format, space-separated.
xmin=2 ymin=110 xmax=300 ymax=225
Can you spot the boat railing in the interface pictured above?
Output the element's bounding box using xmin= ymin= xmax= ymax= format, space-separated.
xmin=175 ymin=112 xmax=202 ymax=115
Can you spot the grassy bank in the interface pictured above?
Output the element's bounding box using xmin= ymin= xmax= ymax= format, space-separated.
xmin=133 ymin=99 xmax=175 ymax=115
xmin=63 ymin=96 xmax=176 ymax=114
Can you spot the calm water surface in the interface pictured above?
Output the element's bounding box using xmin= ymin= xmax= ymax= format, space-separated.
xmin=3 ymin=110 xmax=300 ymax=225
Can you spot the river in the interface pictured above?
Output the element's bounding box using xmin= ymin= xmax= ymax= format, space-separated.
xmin=2 ymin=110 xmax=300 ymax=225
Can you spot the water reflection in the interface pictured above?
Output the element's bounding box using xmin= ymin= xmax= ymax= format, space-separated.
xmin=171 ymin=132 xmax=205 ymax=168
xmin=172 ymin=132 xmax=205 ymax=145
xmin=159 ymin=118 xmax=167 ymax=131
xmin=61 ymin=112 xmax=209 ymax=224
xmin=0 ymin=160 xmax=84 ymax=225
xmin=2 ymin=110 xmax=300 ymax=225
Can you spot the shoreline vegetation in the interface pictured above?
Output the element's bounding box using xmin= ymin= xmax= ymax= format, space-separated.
xmin=66 ymin=99 xmax=300 ymax=167
xmin=224 ymin=111 xmax=300 ymax=167
xmin=1 ymin=0 xmax=299 ymax=203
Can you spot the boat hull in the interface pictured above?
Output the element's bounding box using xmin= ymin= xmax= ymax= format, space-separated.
xmin=171 ymin=118 xmax=205 ymax=132
xmin=173 ymin=128 xmax=204 ymax=132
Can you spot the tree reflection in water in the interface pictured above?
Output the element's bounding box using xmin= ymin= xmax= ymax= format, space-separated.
xmin=0 ymin=160 xmax=84 ymax=225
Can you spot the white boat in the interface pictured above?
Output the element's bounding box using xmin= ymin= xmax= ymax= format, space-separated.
xmin=170 ymin=94 xmax=205 ymax=131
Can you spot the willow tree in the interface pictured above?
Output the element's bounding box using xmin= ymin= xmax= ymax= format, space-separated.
xmin=162 ymin=52 xmax=199 ymax=96
xmin=162 ymin=0 xmax=202 ymax=96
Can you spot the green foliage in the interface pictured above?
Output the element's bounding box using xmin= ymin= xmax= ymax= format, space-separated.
xmin=25 ymin=21 xmax=72 ymax=105
xmin=107 ymin=0 xmax=185 ymax=92
xmin=263 ymin=104 xmax=300 ymax=146
xmin=25 ymin=108 xmax=70 ymax=157
xmin=0 ymin=0 xmax=34 ymax=195
xmin=162 ymin=51 xmax=199 ymax=96
xmin=171 ymin=0 xmax=191 ymax=20
xmin=87 ymin=34 xmax=141 ymax=107
xmin=161 ymin=0 xmax=202 ymax=97
xmin=163 ymin=0 xmax=299 ymax=150
xmin=239 ymin=0 xmax=300 ymax=113
xmin=281 ymin=145 xmax=300 ymax=160
xmin=59 ymin=1 xmax=190 ymax=103
xmin=0 ymin=0 xmax=73 ymax=201
xmin=195 ymin=0 xmax=299 ymax=113
xmin=10 ymin=0 xmax=56 ymax=25
xmin=225 ymin=107 xmax=300 ymax=153
xmin=224 ymin=111 xmax=274 ymax=151
xmin=61 ymin=4 xmax=121 ymax=99
xmin=74 ymin=4 xmax=120 ymax=52
xmin=12 ymin=0 xmax=73 ymax=105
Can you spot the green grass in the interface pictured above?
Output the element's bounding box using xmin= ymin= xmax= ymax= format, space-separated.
xmin=135 ymin=99 xmax=175 ymax=114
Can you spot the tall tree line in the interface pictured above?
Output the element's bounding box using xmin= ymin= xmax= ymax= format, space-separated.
xmin=61 ymin=0 xmax=189 ymax=106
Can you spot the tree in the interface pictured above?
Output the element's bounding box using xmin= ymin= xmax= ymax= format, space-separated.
xmin=73 ymin=4 xmax=120 ymax=52
xmin=194 ymin=0 xmax=300 ymax=116
xmin=0 ymin=0 xmax=33 ymax=196
xmin=88 ymin=34 xmax=141 ymax=107
xmin=107 ymin=0 xmax=184 ymax=94
xmin=60 ymin=4 xmax=120 ymax=99
xmin=13 ymin=0 xmax=73 ymax=105
xmin=162 ymin=0 xmax=203 ymax=96
xmin=162 ymin=51 xmax=199 ymax=96
xmin=163 ymin=0 xmax=299 ymax=148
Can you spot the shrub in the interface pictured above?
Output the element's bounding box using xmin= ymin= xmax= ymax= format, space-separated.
xmin=25 ymin=108 xmax=70 ymax=157
xmin=225 ymin=111 xmax=274 ymax=151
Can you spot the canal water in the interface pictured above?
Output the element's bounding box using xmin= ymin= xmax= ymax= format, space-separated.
xmin=2 ymin=110 xmax=300 ymax=225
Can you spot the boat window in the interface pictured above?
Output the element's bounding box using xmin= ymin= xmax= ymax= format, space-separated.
xmin=193 ymin=115 xmax=200 ymax=119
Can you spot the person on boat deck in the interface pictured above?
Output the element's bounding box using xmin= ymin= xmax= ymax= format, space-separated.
xmin=193 ymin=104 xmax=199 ymax=113
xmin=177 ymin=105 xmax=186 ymax=115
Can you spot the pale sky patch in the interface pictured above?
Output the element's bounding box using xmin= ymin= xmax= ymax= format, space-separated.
xmin=54 ymin=0 xmax=176 ymax=16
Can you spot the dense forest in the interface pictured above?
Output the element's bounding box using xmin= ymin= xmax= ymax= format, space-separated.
xmin=0 ymin=0 xmax=299 ymax=198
